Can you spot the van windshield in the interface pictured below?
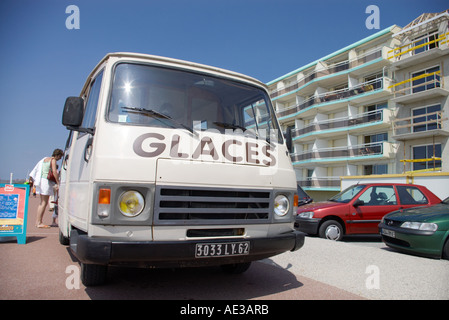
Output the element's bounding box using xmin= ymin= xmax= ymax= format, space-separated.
xmin=108 ymin=63 xmax=282 ymax=143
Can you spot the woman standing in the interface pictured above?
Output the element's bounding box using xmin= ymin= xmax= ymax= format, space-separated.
xmin=29 ymin=149 xmax=63 ymax=228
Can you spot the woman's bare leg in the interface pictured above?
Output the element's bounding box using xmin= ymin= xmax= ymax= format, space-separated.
xmin=36 ymin=194 xmax=50 ymax=227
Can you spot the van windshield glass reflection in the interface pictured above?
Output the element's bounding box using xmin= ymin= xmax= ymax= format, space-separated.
xmin=108 ymin=63 xmax=282 ymax=143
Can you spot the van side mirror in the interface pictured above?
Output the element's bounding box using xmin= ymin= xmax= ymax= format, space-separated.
xmin=62 ymin=97 xmax=84 ymax=128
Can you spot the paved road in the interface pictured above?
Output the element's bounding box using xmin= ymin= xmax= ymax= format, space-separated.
xmin=1 ymin=197 xmax=448 ymax=300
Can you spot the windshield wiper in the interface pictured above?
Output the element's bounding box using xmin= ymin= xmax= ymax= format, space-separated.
xmin=213 ymin=121 xmax=247 ymax=131
xmin=213 ymin=121 xmax=275 ymax=147
xmin=122 ymin=106 xmax=197 ymax=136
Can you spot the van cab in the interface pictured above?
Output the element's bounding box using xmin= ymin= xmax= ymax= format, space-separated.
xmin=295 ymin=183 xmax=441 ymax=241
xmin=58 ymin=52 xmax=304 ymax=285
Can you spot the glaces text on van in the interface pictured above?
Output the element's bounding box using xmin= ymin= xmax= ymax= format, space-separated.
xmin=133 ymin=132 xmax=277 ymax=166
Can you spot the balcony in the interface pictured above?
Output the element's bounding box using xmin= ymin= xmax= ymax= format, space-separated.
xmin=292 ymin=108 xmax=392 ymax=141
xmin=291 ymin=141 xmax=396 ymax=165
xmin=388 ymin=31 xmax=449 ymax=69
xmin=277 ymin=77 xmax=390 ymax=120
xmin=270 ymin=47 xmax=386 ymax=99
xmin=389 ymin=71 xmax=449 ymax=103
xmin=298 ymin=177 xmax=340 ymax=190
xmin=393 ymin=111 xmax=449 ymax=140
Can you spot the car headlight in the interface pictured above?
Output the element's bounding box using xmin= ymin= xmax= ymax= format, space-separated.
xmin=400 ymin=221 xmax=438 ymax=232
xmin=119 ymin=190 xmax=145 ymax=217
xmin=274 ymin=195 xmax=289 ymax=217
xmin=298 ymin=211 xmax=314 ymax=219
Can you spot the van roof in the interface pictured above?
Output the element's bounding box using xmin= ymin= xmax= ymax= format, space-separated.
xmin=82 ymin=52 xmax=266 ymax=94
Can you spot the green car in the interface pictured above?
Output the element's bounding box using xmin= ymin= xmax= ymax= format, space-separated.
xmin=379 ymin=197 xmax=449 ymax=260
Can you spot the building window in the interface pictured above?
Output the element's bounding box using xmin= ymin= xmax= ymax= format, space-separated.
xmin=364 ymin=164 xmax=388 ymax=175
xmin=412 ymin=144 xmax=442 ymax=171
xmin=413 ymin=30 xmax=439 ymax=55
xmin=365 ymin=102 xmax=387 ymax=121
xmin=364 ymin=73 xmax=383 ymax=90
xmin=412 ymin=104 xmax=441 ymax=132
xmin=364 ymin=132 xmax=388 ymax=144
xmin=365 ymin=102 xmax=387 ymax=113
xmin=412 ymin=66 xmax=440 ymax=93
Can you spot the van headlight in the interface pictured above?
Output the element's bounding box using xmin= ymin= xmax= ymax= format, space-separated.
xmin=118 ymin=190 xmax=145 ymax=217
xmin=274 ymin=195 xmax=289 ymax=217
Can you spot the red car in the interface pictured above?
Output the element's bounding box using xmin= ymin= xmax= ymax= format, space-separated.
xmin=295 ymin=183 xmax=441 ymax=241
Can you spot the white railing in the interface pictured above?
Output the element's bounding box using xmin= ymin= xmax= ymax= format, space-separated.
xmin=277 ymin=77 xmax=386 ymax=118
xmin=291 ymin=141 xmax=386 ymax=163
xmin=292 ymin=109 xmax=385 ymax=138
xmin=270 ymin=47 xmax=384 ymax=98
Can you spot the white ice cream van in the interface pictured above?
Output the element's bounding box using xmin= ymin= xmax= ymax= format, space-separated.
xmin=59 ymin=52 xmax=304 ymax=286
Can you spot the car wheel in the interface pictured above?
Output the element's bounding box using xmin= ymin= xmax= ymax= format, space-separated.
xmin=443 ymin=238 xmax=449 ymax=260
xmin=319 ymin=220 xmax=344 ymax=241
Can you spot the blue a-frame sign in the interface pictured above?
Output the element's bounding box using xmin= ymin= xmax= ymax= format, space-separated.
xmin=0 ymin=184 xmax=29 ymax=244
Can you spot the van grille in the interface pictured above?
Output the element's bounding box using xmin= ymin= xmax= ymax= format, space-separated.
xmin=153 ymin=186 xmax=272 ymax=225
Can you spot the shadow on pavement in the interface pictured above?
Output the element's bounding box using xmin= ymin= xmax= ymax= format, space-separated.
xmin=84 ymin=260 xmax=302 ymax=300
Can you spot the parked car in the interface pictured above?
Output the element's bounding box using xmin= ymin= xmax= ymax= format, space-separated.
xmin=295 ymin=183 xmax=441 ymax=241
xmin=295 ymin=184 xmax=313 ymax=207
xmin=379 ymin=196 xmax=449 ymax=259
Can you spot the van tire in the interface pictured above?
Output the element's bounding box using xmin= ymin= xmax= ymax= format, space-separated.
xmin=80 ymin=263 xmax=108 ymax=286
xmin=221 ymin=262 xmax=251 ymax=274
xmin=319 ymin=220 xmax=344 ymax=241
xmin=59 ymin=230 xmax=70 ymax=245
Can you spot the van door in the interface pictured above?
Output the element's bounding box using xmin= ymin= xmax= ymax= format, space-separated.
xmin=67 ymin=71 xmax=104 ymax=229
xmin=58 ymin=130 xmax=73 ymax=236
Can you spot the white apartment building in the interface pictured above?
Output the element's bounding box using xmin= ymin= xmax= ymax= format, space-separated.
xmin=267 ymin=10 xmax=449 ymax=201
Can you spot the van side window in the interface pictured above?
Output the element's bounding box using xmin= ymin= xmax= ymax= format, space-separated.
xmin=357 ymin=186 xmax=397 ymax=205
xmin=396 ymin=186 xmax=428 ymax=205
xmin=81 ymin=70 xmax=104 ymax=131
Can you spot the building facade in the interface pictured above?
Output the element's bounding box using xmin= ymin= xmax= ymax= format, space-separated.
xmin=267 ymin=10 xmax=449 ymax=201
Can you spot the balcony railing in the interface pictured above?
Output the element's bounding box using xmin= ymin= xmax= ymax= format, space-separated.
xmin=270 ymin=48 xmax=383 ymax=99
xmin=388 ymin=71 xmax=443 ymax=99
xmin=277 ymin=77 xmax=385 ymax=119
xmin=393 ymin=111 xmax=447 ymax=137
xmin=291 ymin=142 xmax=386 ymax=163
xmin=387 ymin=31 xmax=449 ymax=63
xmin=298 ymin=177 xmax=340 ymax=188
xmin=292 ymin=109 xmax=385 ymax=139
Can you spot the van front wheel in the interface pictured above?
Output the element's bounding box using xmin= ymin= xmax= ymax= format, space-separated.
xmin=80 ymin=263 xmax=108 ymax=286
xmin=319 ymin=220 xmax=343 ymax=241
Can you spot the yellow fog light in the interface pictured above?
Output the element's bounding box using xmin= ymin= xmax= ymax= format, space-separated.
xmin=119 ymin=191 xmax=144 ymax=217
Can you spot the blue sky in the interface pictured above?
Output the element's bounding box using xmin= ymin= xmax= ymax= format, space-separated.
xmin=0 ymin=0 xmax=447 ymax=180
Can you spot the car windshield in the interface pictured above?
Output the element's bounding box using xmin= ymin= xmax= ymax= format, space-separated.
xmin=329 ymin=185 xmax=366 ymax=203
xmin=108 ymin=63 xmax=283 ymax=143
xmin=443 ymin=197 xmax=449 ymax=205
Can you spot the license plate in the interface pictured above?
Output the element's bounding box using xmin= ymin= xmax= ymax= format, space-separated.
xmin=195 ymin=241 xmax=250 ymax=258
xmin=381 ymin=228 xmax=395 ymax=238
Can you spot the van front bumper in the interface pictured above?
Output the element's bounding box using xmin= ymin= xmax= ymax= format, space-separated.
xmin=70 ymin=229 xmax=305 ymax=267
